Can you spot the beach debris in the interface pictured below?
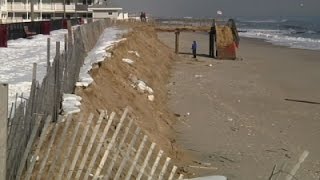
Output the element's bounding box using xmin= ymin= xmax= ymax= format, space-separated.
xmin=186 ymin=112 xmax=191 ymax=116
xmin=148 ymin=95 xmax=155 ymax=101
xmin=128 ymin=50 xmax=140 ymax=57
xmin=194 ymin=74 xmax=203 ymax=78
xmin=174 ymin=113 xmax=181 ymax=117
xmin=188 ymin=165 xmax=218 ymax=170
xmin=129 ymin=74 xmax=154 ymax=101
xmin=208 ymin=64 xmax=213 ymax=67
xmin=136 ymin=80 xmax=154 ymax=94
xmin=122 ymin=58 xmax=134 ymax=64
xmin=228 ymin=117 xmax=233 ymax=122
xmin=62 ymin=94 xmax=82 ymax=115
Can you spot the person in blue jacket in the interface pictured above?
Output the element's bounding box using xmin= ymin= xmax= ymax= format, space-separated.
xmin=192 ymin=41 xmax=197 ymax=58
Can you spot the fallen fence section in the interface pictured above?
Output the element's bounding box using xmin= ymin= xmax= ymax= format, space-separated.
xmin=20 ymin=108 xmax=183 ymax=179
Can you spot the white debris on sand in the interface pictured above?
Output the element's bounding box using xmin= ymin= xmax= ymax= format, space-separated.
xmin=148 ymin=95 xmax=155 ymax=101
xmin=136 ymin=80 xmax=154 ymax=94
xmin=129 ymin=74 xmax=154 ymax=101
xmin=76 ymin=27 xmax=127 ymax=87
xmin=195 ymin=74 xmax=203 ymax=78
xmin=62 ymin=94 xmax=82 ymax=115
xmin=128 ymin=50 xmax=140 ymax=57
xmin=122 ymin=58 xmax=134 ymax=64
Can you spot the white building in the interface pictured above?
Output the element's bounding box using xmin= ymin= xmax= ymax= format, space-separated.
xmin=0 ymin=0 xmax=123 ymax=23
xmin=87 ymin=2 xmax=122 ymax=20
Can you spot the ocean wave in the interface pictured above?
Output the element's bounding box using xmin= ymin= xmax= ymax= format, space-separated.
xmin=239 ymin=29 xmax=320 ymax=50
xmin=239 ymin=19 xmax=288 ymax=23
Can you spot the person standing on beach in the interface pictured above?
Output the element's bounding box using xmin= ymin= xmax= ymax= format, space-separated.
xmin=192 ymin=41 xmax=197 ymax=58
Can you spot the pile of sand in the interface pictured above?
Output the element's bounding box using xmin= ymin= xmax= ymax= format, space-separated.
xmin=77 ymin=24 xmax=186 ymax=163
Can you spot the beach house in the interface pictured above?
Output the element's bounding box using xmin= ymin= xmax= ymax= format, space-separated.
xmin=0 ymin=0 xmax=122 ymax=23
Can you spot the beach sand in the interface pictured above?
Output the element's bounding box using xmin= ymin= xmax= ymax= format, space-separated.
xmin=158 ymin=32 xmax=320 ymax=179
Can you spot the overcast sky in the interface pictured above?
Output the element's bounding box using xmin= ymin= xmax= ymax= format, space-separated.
xmin=111 ymin=0 xmax=320 ymax=18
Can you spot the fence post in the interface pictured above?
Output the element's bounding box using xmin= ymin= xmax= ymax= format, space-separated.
xmin=32 ymin=63 xmax=37 ymax=81
xmin=0 ymin=83 xmax=8 ymax=180
xmin=175 ymin=30 xmax=180 ymax=54
xmin=47 ymin=38 xmax=50 ymax=72
xmin=53 ymin=41 xmax=60 ymax=122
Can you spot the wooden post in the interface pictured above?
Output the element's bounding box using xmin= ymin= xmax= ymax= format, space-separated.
xmin=64 ymin=34 xmax=67 ymax=53
xmin=47 ymin=38 xmax=50 ymax=72
xmin=0 ymin=83 xmax=8 ymax=180
xmin=32 ymin=63 xmax=37 ymax=81
xmin=67 ymin=20 xmax=72 ymax=39
xmin=53 ymin=41 xmax=60 ymax=122
xmin=30 ymin=0 xmax=34 ymax=22
xmin=175 ymin=30 xmax=180 ymax=54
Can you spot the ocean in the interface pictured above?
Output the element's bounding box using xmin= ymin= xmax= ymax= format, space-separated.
xmin=236 ymin=16 xmax=320 ymax=50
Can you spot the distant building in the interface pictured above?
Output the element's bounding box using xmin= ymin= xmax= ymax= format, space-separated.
xmin=0 ymin=0 xmax=123 ymax=23
xmin=88 ymin=2 xmax=122 ymax=20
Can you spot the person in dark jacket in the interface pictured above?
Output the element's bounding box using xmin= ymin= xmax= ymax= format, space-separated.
xmin=192 ymin=41 xmax=197 ymax=58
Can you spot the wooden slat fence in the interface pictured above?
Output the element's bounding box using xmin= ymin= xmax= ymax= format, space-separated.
xmin=20 ymin=108 xmax=184 ymax=180
xmin=5 ymin=19 xmax=115 ymax=180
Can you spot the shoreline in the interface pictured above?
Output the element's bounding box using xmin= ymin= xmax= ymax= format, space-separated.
xmin=239 ymin=36 xmax=320 ymax=52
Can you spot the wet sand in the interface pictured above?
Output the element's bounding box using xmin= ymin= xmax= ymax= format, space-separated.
xmin=158 ymin=32 xmax=320 ymax=179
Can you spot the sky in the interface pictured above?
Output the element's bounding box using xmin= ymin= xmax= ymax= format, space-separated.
xmin=111 ymin=0 xmax=320 ymax=18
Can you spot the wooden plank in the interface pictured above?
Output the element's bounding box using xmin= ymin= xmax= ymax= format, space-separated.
xmin=56 ymin=115 xmax=84 ymax=180
xmin=158 ymin=157 xmax=171 ymax=180
xmin=74 ymin=111 xmax=106 ymax=179
xmin=178 ymin=174 xmax=184 ymax=179
xmin=83 ymin=112 xmax=115 ymax=180
xmin=0 ymin=83 xmax=8 ymax=180
xmin=46 ymin=115 xmax=73 ymax=179
xmin=93 ymin=108 xmax=129 ymax=179
xmin=125 ymin=135 xmax=148 ymax=180
xmin=113 ymin=127 xmax=141 ymax=180
xmin=104 ymin=119 xmax=134 ymax=179
xmin=136 ymin=142 xmax=156 ymax=180
xmin=285 ymin=151 xmax=309 ymax=180
xmin=24 ymin=116 xmax=52 ymax=180
xmin=147 ymin=150 xmax=164 ymax=180
xmin=15 ymin=115 xmax=41 ymax=180
xmin=65 ymin=113 xmax=94 ymax=180
xmin=168 ymin=166 xmax=178 ymax=180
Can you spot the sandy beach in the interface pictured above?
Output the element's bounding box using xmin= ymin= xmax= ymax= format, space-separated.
xmin=158 ymin=32 xmax=320 ymax=179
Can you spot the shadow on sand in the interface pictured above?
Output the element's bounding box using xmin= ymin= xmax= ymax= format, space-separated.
xmin=179 ymin=52 xmax=212 ymax=58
